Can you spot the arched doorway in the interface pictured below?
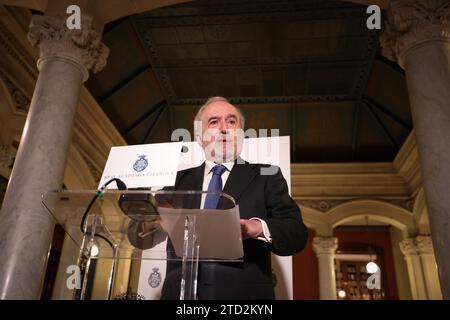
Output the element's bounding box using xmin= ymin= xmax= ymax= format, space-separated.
xmin=330 ymin=200 xmax=416 ymax=300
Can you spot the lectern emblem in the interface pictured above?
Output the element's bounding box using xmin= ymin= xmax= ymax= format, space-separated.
xmin=148 ymin=267 xmax=162 ymax=288
xmin=133 ymin=155 xmax=148 ymax=172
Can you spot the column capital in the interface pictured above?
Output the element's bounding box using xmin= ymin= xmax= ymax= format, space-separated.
xmin=27 ymin=14 xmax=109 ymax=82
xmin=400 ymin=236 xmax=435 ymax=256
xmin=416 ymin=235 xmax=435 ymax=255
xmin=399 ymin=238 xmax=418 ymax=256
xmin=313 ymin=237 xmax=338 ymax=256
xmin=380 ymin=0 xmax=450 ymax=68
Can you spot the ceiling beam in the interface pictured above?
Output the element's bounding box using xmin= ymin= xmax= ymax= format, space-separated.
xmin=148 ymin=57 xmax=368 ymax=69
xmin=172 ymin=95 xmax=356 ymax=106
xmin=351 ymin=102 xmax=361 ymax=161
xmin=363 ymin=100 xmax=399 ymax=150
xmin=363 ymin=95 xmax=411 ymax=130
xmin=121 ymin=100 xmax=166 ymax=136
xmin=141 ymin=102 xmax=167 ymax=144
xmin=376 ymin=54 xmax=405 ymax=76
xmin=98 ymin=65 xmax=151 ymax=104
xmin=129 ymin=15 xmax=168 ymax=101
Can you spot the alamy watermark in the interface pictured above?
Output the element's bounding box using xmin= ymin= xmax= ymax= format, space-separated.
xmin=64 ymin=3 xmax=381 ymax=31
xmin=366 ymin=269 xmax=381 ymax=290
xmin=66 ymin=265 xmax=81 ymax=290
xmin=172 ymin=123 xmax=281 ymax=176
xmin=366 ymin=5 xmax=381 ymax=30
xmin=66 ymin=5 xmax=81 ymax=30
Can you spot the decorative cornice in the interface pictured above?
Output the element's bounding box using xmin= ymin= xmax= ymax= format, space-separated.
xmin=80 ymin=152 xmax=102 ymax=184
xmin=352 ymin=31 xmax=380 ymax=98
xmin=299 ymin=199 xmax=348 ymax=213
xmin=0 ymin=21 xmax=37 ymax=79
xmin=384 ymin=198 xmax=415 ymax=211
xmin=299 ymin=197 xmax=414 ymax=213
xmin=0 ymin=70 xmax=30 ymax=112
xmin=380 ymin=0 xmax=450 ymax=67
xmin=293 ymin=164 xmax=411 ymax=200
xmin=0 ymin=145 xmax=16 ymax=170
xmin=313 ymin=237 xmax=338 ymax=255
xmin=27 ymin=14 xmax=109 ymax=81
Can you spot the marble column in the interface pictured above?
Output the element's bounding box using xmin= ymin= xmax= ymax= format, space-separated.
xmin=416 ymin=236 xmax=443 ymax=299
xmin=313 ymin=237 xmax=338 ymax=300
xmin=0 ymin=14 xmax=108 ymax=299
xmin=381 ymin=0 xmax=450 ymax=299
xmin=400 ymin=238 xmax=428 ymax=299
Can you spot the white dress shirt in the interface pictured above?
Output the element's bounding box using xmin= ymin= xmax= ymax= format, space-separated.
xmin=201 ymin=160 xmax=272 ymax=243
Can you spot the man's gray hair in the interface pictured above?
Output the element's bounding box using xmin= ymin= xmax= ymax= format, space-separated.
xmin=194 ymin=97 xmax=245 ymax=137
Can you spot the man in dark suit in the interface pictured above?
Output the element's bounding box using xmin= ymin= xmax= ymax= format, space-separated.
xmin=161 ymin=96 xmax=308 ymax=299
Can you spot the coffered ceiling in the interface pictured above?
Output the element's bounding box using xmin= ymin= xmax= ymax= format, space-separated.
xmin=85 ymin=0 xmax=412 ymax=163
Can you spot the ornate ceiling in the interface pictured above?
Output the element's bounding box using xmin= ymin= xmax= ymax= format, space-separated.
xmin=85 ymin=0 xmax=412 ymax=163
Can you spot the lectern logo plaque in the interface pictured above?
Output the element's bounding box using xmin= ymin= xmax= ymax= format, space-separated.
xmin=133 ymin=154 xmax=148 ymax=172
xmin=148 ymin=267 xmax=162 ymax=288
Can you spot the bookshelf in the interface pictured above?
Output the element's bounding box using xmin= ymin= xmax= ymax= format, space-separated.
xmin=336 ymin=260 xmax=385 ymax=300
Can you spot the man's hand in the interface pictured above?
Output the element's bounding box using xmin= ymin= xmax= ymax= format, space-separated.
xmin=240 ymin=219 xmax=263 ymax=240
xmin=137 ymin=217 xmax=162 ymax=238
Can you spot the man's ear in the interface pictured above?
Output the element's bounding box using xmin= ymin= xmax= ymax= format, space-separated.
xmin=195 ymin=134 xmax=203 ymax=147
xmin=194 ymin=119 xmax=203 ymax=146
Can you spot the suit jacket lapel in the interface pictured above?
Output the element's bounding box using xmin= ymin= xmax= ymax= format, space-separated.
xmin=179 ymin=160 xmax=258 ymax=209
xmin=176 ymin=163 xmax=205 ymax=208
xmin=188 ymin=163 xmax=205 ymax=190
xmin=220 ymin=158 xmax=258 ymax=208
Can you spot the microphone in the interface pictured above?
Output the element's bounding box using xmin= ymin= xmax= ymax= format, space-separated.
xmin=114 ymin=179 xmax=127 ymax=191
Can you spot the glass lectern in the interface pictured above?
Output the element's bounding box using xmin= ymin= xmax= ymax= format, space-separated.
xmin=42 ymin=190 xmax=243 ymax=300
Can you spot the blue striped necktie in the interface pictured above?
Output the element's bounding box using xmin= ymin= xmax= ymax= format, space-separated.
xmin=204 ymin=164 xmax=227 ymax=209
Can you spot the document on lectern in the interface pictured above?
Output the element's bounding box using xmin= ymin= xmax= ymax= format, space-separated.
xmin=99 ymin=142 xmax=183 ymax=189
xmin=158 ymin=206 xmax=244 ymax=260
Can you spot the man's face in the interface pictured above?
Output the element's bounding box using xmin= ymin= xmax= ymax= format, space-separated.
xmin=197 ymin=101 xmax=244 ymax=163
